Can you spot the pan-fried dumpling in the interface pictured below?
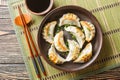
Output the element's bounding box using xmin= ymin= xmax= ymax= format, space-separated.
xmin=66 ymin=40 xmax=80 ymax=61
xmin=80 ymin=21 xmax=95 ymax=42
xmin=43 ymin=21 xmax=57 ymax=44
xmin=64 ymin=26 xmax=85 ymax=48
xmin=59 ymin=13 xmax=80 ymax=27
xmin=48 ymin=44 xmax=66 ymax=64
xmin=74 ymin=43 xmax=92 ymax=63
xmin=54 ymin=31 xmax=69 ymax=52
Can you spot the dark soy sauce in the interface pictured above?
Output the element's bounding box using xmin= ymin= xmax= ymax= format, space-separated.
xmin=26 ymin=0 xmax=50 ymax=13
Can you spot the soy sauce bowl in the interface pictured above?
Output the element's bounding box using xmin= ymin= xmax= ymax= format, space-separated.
xmin=37 ymin=5 xmax=103 ymax=72
xmin=25 ymin=0 xmax=53 ymax=15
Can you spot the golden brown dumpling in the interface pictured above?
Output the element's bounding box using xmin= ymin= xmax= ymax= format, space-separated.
xmin=66 ymin=40 xmax=80 ymax=61
xmin=43 ymin=21 xmax=57 ymax=44
xmin=80 ymin=21 xmax=95 ymax=42
xmin=48 ymin=44 xmax=66 ymax=64
xmin=74 ymin=43 xmax=92 ymax=63
xmin=59 ymin=13 xmax=80 ymax=27
xmin=54 ymin=31 xmax=69 ymax=52
xmin=64 ymin=26 xmax=85 ymax=48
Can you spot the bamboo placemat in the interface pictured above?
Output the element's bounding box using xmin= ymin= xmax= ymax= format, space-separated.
xmin=8 ymin=0 xmax=120 ymax=80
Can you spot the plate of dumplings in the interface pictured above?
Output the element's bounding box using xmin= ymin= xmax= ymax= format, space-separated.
xmin=37 ymin=5 xmax=103 ymax=72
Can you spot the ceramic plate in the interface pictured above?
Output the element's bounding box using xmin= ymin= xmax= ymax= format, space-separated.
xmin=37 ymin=5 xmax=103 ymax=72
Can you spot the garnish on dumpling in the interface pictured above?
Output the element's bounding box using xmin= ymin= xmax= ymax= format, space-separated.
xmin=80 ymin=21 xmax=95 ymax=42
xmin=64 ymin=26 xmax=85 ymax=48
xmin=48 ymin=44 xmax=66 ymax=64
xmin=43 ymin=21 xmax=57 ymax=44
xmin=54 ymin=31 xmax=69 ymax=52
xmin=66 ymin=40 xmax=80 ymax=61
xmin=74 ymin=43 xmax=92 ymax=63
xmin=59 ymin=13 xmax=80 ymax=27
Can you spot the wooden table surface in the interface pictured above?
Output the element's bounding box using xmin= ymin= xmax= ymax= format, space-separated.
xmin=1 ymin=2 xmax=120 ymax=80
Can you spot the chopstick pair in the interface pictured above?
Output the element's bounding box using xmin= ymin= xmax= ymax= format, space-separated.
xmin=17 ymin=6 xmax=47 ymax=79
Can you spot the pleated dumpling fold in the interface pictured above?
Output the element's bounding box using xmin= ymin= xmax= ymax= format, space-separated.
xmin=80 ymin=21 xmax=95 ymax=42
xmin=59 ymin=13 xmax=80 ymax=27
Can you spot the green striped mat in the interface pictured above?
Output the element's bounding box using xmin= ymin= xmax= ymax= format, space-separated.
xmin=8 ymin=0 xmax=120 ymax=80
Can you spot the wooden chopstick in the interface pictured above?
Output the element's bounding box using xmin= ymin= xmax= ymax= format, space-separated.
xmin=23 ymin=13 xmax=47 ymax=76
xmin=18 ymin=6 xmax=42 ymax=78
xmin=18 ymin=5 xmax=47 ymax=77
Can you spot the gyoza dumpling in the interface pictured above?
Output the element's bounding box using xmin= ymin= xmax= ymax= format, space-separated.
xmin=80 ymin=21 xmax=95 ymax=42
xmin=66 ymin=40 xmax=80 ymax=61
xmin=48 ymin=44 xmax=66 ymax=64
xmin=64 ymin=26 xmax=85 ymax=48
xmin=74 ymin=43 xmax=92 ymax=63
xmin=54 ymin=31 xmax=69 ymax=52
xmin=59 ymin=13 xmax=80 ymax=27
xmin=43 ymin=21 xmax=57 ymax=44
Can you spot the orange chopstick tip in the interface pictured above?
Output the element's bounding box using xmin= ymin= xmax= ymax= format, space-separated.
xmin=43 ymin=72 xmax=47 ymax=76
xmin=37 ymin=74 xmax=41 ymax=78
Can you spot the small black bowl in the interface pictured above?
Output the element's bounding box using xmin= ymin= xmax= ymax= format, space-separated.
xmin=37 ymin=5 xmax=103 ymax=72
